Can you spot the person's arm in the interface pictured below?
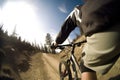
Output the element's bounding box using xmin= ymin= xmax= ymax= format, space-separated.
xmin=55 ymin=17 xmax=77 ymax=44
xmin=55 ymin=5 xmax=82 ymax=44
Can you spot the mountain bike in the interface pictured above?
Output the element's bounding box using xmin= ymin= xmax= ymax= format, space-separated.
xmin=52 ymin=40 xmax=86 ymax=80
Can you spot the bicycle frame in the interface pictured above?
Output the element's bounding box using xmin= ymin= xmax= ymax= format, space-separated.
xmin=70 ymin=50 xmax=81 ymax=79
xmin=57 ymin=40 xmax=86 ymax=80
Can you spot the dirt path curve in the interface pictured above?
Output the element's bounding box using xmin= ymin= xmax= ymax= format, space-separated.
xmin=42 ymin=53 xmax=60 ymax=80
xmin=20 ymin=53 xmax=60 ymax=80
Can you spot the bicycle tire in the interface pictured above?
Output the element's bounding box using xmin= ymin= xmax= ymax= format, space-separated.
xmin=59 ymin=60 xmax=72 ymax=80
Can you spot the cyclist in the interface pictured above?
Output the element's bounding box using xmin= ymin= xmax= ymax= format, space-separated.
xmin=52 ymin=0 xmax=120 ymax=80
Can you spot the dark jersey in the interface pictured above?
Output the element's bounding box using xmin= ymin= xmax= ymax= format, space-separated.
xmin=56 ymin=0 xmax=120 ymax=44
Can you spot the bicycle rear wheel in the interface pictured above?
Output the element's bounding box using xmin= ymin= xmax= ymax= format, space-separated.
xmin=59 ymin=60 xmax=72 ymax=80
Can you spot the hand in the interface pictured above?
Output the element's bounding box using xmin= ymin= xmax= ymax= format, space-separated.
xmin=50 ymin=42 xmax=58 ymax=49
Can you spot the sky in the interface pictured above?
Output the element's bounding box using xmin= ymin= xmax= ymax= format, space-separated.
xmin=0 ymin=0 xmax=84 ymax=45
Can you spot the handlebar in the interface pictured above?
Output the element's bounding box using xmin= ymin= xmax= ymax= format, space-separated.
xmin=51 ymin=40 xmax=87 ymax=50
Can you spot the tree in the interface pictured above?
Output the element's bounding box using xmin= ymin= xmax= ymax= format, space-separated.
xmin=45 ymin=33 xmax=53 ymax=46
xmin=11 ymin=26 xmax=18 ymax=37
xmin=45 ymin=33 xmax=55 ymax=53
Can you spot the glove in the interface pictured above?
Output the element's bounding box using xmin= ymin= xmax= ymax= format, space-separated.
xmin=50 ymin=42 xmax=58 ymax=49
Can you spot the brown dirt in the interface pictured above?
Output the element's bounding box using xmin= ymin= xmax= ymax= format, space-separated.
xmin=20 ymin=52 xmax=60 ymax=80
xmin=42 ymin=53 xmax=60 ymax=80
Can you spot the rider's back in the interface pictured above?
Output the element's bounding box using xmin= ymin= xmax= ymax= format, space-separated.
xmin=81 ymin=0 xmax=120 ymax=36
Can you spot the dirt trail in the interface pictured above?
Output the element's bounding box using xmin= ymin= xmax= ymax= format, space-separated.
xmin=42 ymin=53 xmax=60 ymax=80
xmin=20 ymin=53 xmax=60 ymax=80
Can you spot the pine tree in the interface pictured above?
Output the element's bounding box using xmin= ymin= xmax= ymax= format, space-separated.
xmin=45 ymin=33 xmax=55 ymax=53
xmin=45 ymin=33 xmax=53 ymax=46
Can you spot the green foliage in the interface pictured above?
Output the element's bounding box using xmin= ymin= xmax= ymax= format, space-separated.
xmin=0 ymin=25 xmax=40 ymax=54
xmin=0 ymin=25 xmax=41 ymax=76
xmin=0 ymin=25 xmax=56 ymax=54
